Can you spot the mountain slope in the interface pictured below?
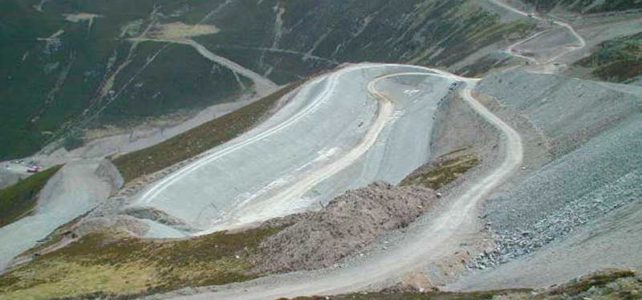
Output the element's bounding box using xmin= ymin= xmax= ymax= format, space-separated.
xmin=0 ymin=0 xmax=534 ymax=160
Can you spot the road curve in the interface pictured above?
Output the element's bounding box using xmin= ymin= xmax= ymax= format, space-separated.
xmin=134 ymin=63 xmax=447 ymax=233
xmin=198 ymin=71 xmax=398 ymax=234
xmin=490 ymin=0 xmax=586 ymax=64
xmin=159 ymin=64 xmax=524 ymax=300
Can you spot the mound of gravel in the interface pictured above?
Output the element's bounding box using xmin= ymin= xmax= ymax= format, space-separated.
xmin=253 ymin=182 xmax=436 ymax=273
xmin=471 ymin=71 xmax=642 ymax=270
xmin=477 ymin=70 xmax=642 ymax=157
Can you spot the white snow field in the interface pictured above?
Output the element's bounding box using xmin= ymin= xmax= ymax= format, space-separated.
xmin=129 ymin=64 xmax=454 ymax=235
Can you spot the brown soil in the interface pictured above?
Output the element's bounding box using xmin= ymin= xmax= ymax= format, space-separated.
xmin=253 ymin=182 xmax=437 ymax=273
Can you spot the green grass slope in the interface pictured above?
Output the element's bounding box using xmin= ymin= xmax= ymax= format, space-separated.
xmin=1 ymin=0 xmax=534 ymax=161
xmin=524 ymin=0 xmax=642 ymax=13
xmin=576 ymin=32 xmax=642 ymax=83
xmin=0 ymin=166 xmax=61 ymax=228
xmin=0 ymin=0 xmax=246 ymax=160
xmin=0 ymin=227 xmax=282 ymax=299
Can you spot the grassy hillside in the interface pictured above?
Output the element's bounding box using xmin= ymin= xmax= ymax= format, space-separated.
xmin=0 ymin=0 xmax=247 ymax=160
xmin=113 ymin=82 xmax=301 ymax=183
xmin=524 ymin=0 xmax=642 ymax=13
xmin=0 ymin=227 xmax=282 ymax=299
xmin=1 ymin=0 xmax=534 ymax=160
xmin=206 ymin=0 xmax=534 ymax=73
xmin=576 ymin=32 xmax=642 ymax=83
xmin=294 ymin=270 xmax=641 ymax=300
xmin=0 ymin=166 xmax=61 ymax=228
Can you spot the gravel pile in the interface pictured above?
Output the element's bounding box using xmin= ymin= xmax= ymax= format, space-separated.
xmin=477 ymin=70 xmax=642 ymax=157
xmin=470 ymin=71 xmax=642 ymax=270
xmin=252 ymin=182 xmax=436 ymax=273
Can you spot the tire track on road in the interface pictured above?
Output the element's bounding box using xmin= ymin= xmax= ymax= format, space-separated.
xmin=161 ymin=64 xmax=524 ymax=300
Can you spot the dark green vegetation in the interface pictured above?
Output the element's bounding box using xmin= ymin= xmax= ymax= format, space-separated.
xmin=577 ymin=32 xmax=642 ymax=83
xmin=113 ymin=82 xmax=300 ymax=183
xmin=0 ymin=165 xmax=61 ymax=228
xmin=0 ymin=226 xmax=283 ymax=299
xmin=524 ymin=0 xmax=642 ymax=13
xmin=401 ymin=153 xmax=479 ymax=190
xmin=290 ymin=270 xmax=641 ymax=300
xmin=0 ymin=0 xmax=249 ymax=160
xmin=205 ymin=0 xmax=534 ymax=75
xmin=1 ymin=0 xmax=534 ymax=160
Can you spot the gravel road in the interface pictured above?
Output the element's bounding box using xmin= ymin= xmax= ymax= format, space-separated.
xmin=148 ymin=64 xmax=524 ymax=299
xmin=131 ymin=64 xmax=449 ymax=235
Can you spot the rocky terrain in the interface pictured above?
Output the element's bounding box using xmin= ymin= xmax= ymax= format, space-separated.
xmin=299 ymin=269 xmax=642 ymax=300
xmin=0 ymin=0 xmax=642 ymax=299
xmin=464 ymin=71 xmax=642 ymax=272
xmin=254 ymin=182 xmax=437 ymax=274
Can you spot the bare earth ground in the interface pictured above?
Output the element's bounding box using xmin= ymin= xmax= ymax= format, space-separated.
xmin=1 ymin=0 xmax=641 ymax=298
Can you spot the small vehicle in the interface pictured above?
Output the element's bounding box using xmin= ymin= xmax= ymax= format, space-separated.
xmin=27 ymin=166 xmax=41 ymax=173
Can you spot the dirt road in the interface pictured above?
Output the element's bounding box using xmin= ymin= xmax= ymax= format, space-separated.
xmin=197 ymin=69 xmax=398 ymax=234
xmin=490 ymin=0 xmax=587 ymax=65
xmin=154 ymin=64 xmax=524 ymax=299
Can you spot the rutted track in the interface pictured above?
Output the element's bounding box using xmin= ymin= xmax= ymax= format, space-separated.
xmin=132 ymin=64 xmax=450 ymax=234
xmin=149 ymin=64 xmax=524 ymax=299
xmin=490 ymin=0 xmax=587 ymax=65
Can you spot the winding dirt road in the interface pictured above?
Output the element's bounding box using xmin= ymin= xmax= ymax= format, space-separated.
xmin=198 ymin=69 xmax=398 ymax=234
xmin=490 ymin=0 xmax=586 ymax=65
xmin=157 ymin=64 xmax=524 ymax=299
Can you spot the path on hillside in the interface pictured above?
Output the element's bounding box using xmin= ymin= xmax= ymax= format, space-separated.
xmin=134 ymin=63 xmax=448 ymax=234
xmin=151 ymin=64 xmax=523 ymax=299
xmin=490 ymin=0 xmax=586 ymax=65
xmin=130 ymin=38 xmax=278 ymax=96
xmin=198 ymin=68 xmax=397 ymax=234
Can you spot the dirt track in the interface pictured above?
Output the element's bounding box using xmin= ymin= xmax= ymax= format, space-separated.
xmin=150 ymin=64 xmax=524 ymax=300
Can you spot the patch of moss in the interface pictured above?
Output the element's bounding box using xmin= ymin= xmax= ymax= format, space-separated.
xmin=0 ymin=227 xmax=283 ymax=299
xmin=401 ymin=154 xmax=479 ymax=190
xmin=112 ymin=82 xmax=301 ymax=183
xmin=0 ymin=165 xmax=62 ymax=228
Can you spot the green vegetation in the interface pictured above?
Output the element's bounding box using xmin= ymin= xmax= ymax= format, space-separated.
xmin=0 ymin=0 xmax=247 ymax=160
xmin=546 ymin=269 xmax=637 ymax=297
xmin=524 ymin=0 xmax=642 ymax=13
xmin=401 ymin=153 xmax=479 ymax=190
xmin=577 ymin=32 xmax=642 ymax=83
xmin=61 ymin=129 xmax=84 ymax=151
xmin=0 ymin=227 xmax=283 ymax=299
xmin=1 ymin=0 xmax=536 ymax=160
xmin=0 ymin=166 xmax=62 ymax=228
xmin=291 ymin=270 xmax=642 ymax=300
xmin=113 ymin=83 xmax=301 ymax=183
